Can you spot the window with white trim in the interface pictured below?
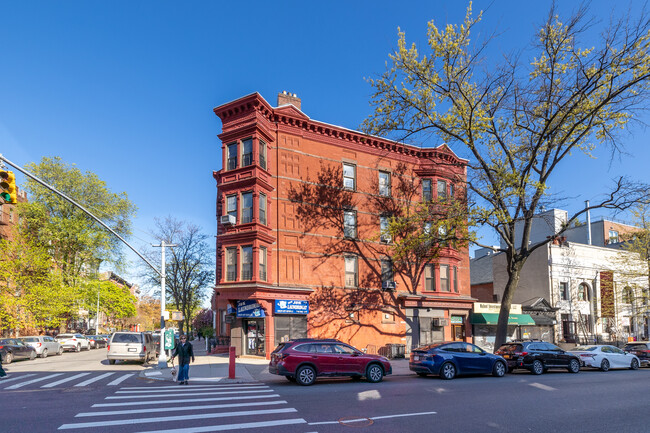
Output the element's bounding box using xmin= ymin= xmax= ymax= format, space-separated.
xmin=422 ymin=179 xmax=432 ymax=201
xmin=379 ymin=171 xmax=391 ymax=197
xmin=227 ymin=143 xmax=238 ymax=170
xmin=242 ymin=138 xmax=253 ymax=167
xmin=241 ymin=246 xmax=253 ymax=280
xmin=344 ymin=210 xmax=357 ymax=238
xmin=343 ymin=163 xmax=356 ymax=190
xmin=241 ymin=192 xmax=253 ymax=224
xmin=226 ymin=248 xmax=237 ymax=281
xmin=259 ymin=247 xmax=267 ymax=281
xmin=440 ymin=264 xmax=450 ymax=292
xmin=345 ymin=256 xmax=358 ymax=287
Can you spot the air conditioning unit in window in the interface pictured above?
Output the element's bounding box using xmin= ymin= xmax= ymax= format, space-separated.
xmin=380 ymin=234 xmax=392 ymax=243
xmin=220 ymin=215 xmax=236 ymax=225
xmin=382 ymin=281 xmax=397 ymax=290
xmin=431 ymin=318 xmax=449 ymax=327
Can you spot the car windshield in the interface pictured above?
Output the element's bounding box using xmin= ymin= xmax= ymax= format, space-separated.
xmin=57 ymin=334 xmax=74 ymax=339
xmin=0 ymin=339 xmax=12 ymax=344
xmin=625 ymin=344 xmax=646 ymax=350
xmin=21 ymin=337 xmax=39 ymax=342
xmin=496 ymin=344 xmax=522 ymax=353
xmin=574 ymin=346 xmax=597 ymax=351
xmin=112 ymin=334 xmax=141 ymax=343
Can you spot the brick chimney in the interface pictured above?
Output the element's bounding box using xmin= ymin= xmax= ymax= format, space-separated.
xmin=277 ymin=91 xmax=301 ymax=110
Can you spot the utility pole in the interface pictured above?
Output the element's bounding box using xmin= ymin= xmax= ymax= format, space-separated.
xmin=96 ymin=289 xmax=100 ymax=335
xmin=153 ymin=241 xmax=176 ymax=368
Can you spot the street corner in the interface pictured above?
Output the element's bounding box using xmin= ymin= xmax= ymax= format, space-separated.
xmin=139 ymin=366 xmax=176 ymax=382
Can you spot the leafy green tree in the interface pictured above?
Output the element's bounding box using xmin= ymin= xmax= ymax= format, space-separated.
xmin=21 ymin=156 xmax=137 ymax=286
xmin=79 ymin=278 xmax=137 ymax=331
xmin=364 ymin=3 xmax=650 ymax=347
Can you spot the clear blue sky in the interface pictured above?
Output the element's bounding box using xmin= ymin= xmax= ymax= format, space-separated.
xmin=1 ymin=1 xmax=648 ymax=291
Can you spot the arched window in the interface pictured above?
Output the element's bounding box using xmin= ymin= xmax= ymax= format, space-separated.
xmin=577 ymin=283 xmax=590 ymax=301
xmin=622 ymin=286 xmax=634 ymax=304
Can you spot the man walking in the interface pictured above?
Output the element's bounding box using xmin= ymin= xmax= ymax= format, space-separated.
xmin=172 ymin=334 xmax=194 ymax=385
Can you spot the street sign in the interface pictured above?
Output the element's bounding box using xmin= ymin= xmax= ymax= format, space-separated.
xmin=164 ymin=329 xmax=175 ymax=350
xmin=172 ymin=311 xmax=183 ymax=321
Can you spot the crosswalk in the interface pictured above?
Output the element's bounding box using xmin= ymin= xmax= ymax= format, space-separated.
xmin=57 ymin=383 xmax=312 ymax=432
xmin=0 ymin=371 xmax=136 ymax=390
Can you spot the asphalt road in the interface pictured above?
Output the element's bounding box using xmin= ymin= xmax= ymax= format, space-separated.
xmin=2 ymin=350 xmax=649 ymax=433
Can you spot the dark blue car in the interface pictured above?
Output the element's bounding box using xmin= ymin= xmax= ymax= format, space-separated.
xmin=409 ymin=341 xmax=507 ymax=380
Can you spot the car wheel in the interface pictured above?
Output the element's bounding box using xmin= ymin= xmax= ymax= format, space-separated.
xmin=75 ymin=344 xmax=81 ymax=352
xmin=41 ymin=348 xmax=48 ymax=359
xmin=492 ymin=361 xmax=506 ymax=377
xmin=531 ymin=360 xmax=544 ymax=375
xmin=600 ymin=359 xmax=610 ymax=372
xmin=568 ymin=359 xmax=580 ymax=373
xmin=57 ymin=347 xmax=63 ymax=356
xmin=417 ymin=372 xmax=428 ymax=377
xmin=366 ymin=364 xmax=384 ymax=383
xmin=85 ymin=344 xmax=90 ymax=351
xmin=285 ymin=376 xmax=296 ymax=382
xmin=440 ymin=362 xmax=456 ymax=380
xmin=296 ymin=365 xmax=316 ymax=386
xmin=109 ymin=359 xmax=116 ymax=365
xmin=630 ymin=358 xmax=639 ymax=370
xmin=4 ymin=352 xmax=13 ymax=364
xmin=29 ymin=350 xmax=36 ymax=360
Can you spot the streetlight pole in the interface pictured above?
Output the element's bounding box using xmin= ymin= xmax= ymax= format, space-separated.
xmin=96 ymin=288 xmax=100 ymax=336
xmin=153 ymin=241 xmax=176 ymax=368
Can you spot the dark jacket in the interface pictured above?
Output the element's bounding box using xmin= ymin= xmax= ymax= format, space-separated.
xmin=172 ymin=341 xmax=195 ymax=366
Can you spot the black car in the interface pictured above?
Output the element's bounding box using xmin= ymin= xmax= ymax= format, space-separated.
xmin=86 ymin=335 xmax=108 ymax=349
xmin=495 ymin=341 xmax=581 ymax=375
xmin=0 ymin=338 xmax=37 ymax=364
xmin=623 ymin=341 xmax=650 ymax=367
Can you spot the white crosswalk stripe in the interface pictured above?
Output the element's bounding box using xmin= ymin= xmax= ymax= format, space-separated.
xmin=5 ymin=373 xmax=63 ymax=389
xmin=74 ymin=372 xmax=114 ymax=387
xmin=1 ymin=371 xmax=136 ymax=390
xmin=41 ymin=373 xmax=91 ymax=388
xmin=106 ymin=373 xmax=134 ymax=386
xmin=58 ymin=382 xmax=310 ymax=432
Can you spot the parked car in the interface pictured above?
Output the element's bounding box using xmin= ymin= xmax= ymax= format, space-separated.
xmin=107 ymin=332 xmax=156 ymax=365
xmin=495 ymin=341 xmax=581 ymax=375
xmin=151 ymin=333 xmax=161 ymax=356
xmin=55 ymin=333 xmax=91 ymax=352
xmin=269 ymin=338 xmax=392 ymax=386
xmin=623 ymin=341 xmax=650 ymax=367
xmin=569 ymin=345 xmax=640 ymax=371
xmin=409 ymin=341 xmax=507 ymax=380
xmin=19 ymin=336 xmax=63 ymax=358
xmin=0 ymin=338 xmax=37 ymax=364
xmin=86 ymin=335 xmax=107 ymax=349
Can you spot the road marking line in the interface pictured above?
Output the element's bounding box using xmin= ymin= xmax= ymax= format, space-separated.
xmin=308 ymin=411 xmax=437 ymax=425
xmin=74 ymin=372 xmax=115 ymax=387
xmin=132 ymin=418 xmax=307 ymax=433
xmin=120 ymin=383 xmax=262 ymax=390
xmin=0 ymin=373 xmax=36 ymax=385
xmin=5 ymin=374 xmax=64 ymax=390
xmin=58 ymin=408 xmax=297 ymax=429
xmin=529 ymin=382 xmax=557 ymax=391
xmin=106 ymin=373 xmax=134 ymax=386
xmin=106 ymin=389 xmax=273 ymax=399
xmin=77 ymin=400 xmax=288 ymax=417
xmin=116 ymin=385 xmax=269 ymax=394
xmin=93 ymin=394 xmax=280 ymax=407
xmin=41 ymin=373 xmax=91 ymax=388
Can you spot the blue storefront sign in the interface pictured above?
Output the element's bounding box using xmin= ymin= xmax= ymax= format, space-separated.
xmin=236 ymin=300 xmax=265 ymax=318
xmin=274 ymin=300 xmax=309 ymax=315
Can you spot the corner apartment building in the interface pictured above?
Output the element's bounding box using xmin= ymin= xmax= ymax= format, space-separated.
xmin=212 ymin=92 xmax=473 ymax=358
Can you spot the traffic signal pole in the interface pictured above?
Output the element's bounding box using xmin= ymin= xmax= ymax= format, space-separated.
xmin=152 ymin=241 xmax=176 ymax=368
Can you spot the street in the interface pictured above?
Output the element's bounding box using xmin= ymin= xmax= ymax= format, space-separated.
xmin=2 ymin=348 xmax=649 ymax=432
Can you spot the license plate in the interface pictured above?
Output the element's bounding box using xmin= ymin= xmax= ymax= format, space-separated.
xmin=128 ymin=348 xmax=137 ymax=352
xmin=413 ymin=355 xmax=420 ymax=361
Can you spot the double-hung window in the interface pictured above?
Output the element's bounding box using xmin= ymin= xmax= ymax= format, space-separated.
xmin=343 ymin=163 xmax=356 ymax=190
xmin=344 ymin=210 xmax=357 ymax=238
xmin=241 ymin=246 xmax=253 ymax=280
xmin=380 ymin=215 xmax=391 ymax=243
xmin=259 ymin=247 xmax=267 ymax=281
xmin=227 ymin=143 xmax=238 ymax=170
xmin=241 ymin=192 xmax=253 ymax=224
xmin=242 ymin=138 xmax=253 ymax=167
xmin=422 ymin=179 xmax=432 ymax=202
xmin=381 ymin=258 xmax=394 ymax=284
xmin=424 ymin=264 xmax=434 ymax=291
xmin=226 ymin=248 xmax=237 ymax=281
xmin=379 ymin=171 xmax=391 ymax=197
xmin=440 ymin=264 xmax=450 ymax=292
xmin=226 ymin=195 xmax=237 ymax=221
xmin=559 ymin=282 xmax=569 ymax=300
xmin=437 ymin=180 xmax=447 ymax=199
xmin=345 ymin=256 xmax=358 ymax=287
xmin=259 ymin=140 xmax=267 ymax=170
xmin=259 ymin=193 xmax=267 ymax=225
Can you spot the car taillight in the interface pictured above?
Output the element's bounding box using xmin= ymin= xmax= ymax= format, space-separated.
xmin=580 ymin=354 xmax=595 ymax=358
xmin=515 ymin=351 xmax=528 ymax=356
xmin=37 ymin=343 xmax=42 ymax=347
xmin=72 ymin=338 xmax=77 ymax=341
xmin=275 ymin=353 xmax=288 ymax=360
xmin=0 ymin=345 xmax=4 ymax=349
xmin=107 ymin=345 xmax=110 ymax=351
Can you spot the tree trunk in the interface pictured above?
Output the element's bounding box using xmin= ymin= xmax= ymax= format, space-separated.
xmin=494 ymin=261 xmax=524 ymax=349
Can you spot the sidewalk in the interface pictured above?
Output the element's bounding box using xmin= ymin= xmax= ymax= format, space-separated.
xmin=139 ymin=340 xmax=413 ymax=384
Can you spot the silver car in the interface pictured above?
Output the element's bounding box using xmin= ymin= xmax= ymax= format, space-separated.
xmin=20 ymin=336 xmax=63 ymax=358
xmin=55 ymin=333 xmax=91 ymax=352
xmin=107 ymin=332 xmax=156 ymax=365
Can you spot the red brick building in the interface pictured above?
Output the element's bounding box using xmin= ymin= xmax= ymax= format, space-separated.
xmin=212 ymin=92 xmax=474 ymax=358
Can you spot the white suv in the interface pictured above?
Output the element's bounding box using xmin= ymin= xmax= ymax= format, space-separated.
xmin=55 ymin=333 xmax=91 ymax=352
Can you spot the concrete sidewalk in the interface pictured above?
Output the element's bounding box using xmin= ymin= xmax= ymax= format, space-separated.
xmin=139 ymin=340 xmax=413 ymax=384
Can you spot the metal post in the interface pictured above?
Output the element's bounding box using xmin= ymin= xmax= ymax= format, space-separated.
xmin=153 ymin=241 xmax=176 ymax=369
xmin=96 ymin=289 xmax=100 ymax=336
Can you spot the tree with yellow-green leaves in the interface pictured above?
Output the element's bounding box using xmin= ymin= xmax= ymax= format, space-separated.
xmin=364 ymin=3 xmax=650 ymax=347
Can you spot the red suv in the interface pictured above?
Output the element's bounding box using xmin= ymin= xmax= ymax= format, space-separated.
xmin=269 ymin=338 xmax=392 ymax=386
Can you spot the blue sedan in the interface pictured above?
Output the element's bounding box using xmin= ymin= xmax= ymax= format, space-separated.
xmin=409 ymin=341 xmax=507 ymax=380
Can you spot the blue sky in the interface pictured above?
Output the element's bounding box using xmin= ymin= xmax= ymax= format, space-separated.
xmin=1 ymin=1 xmax=649 ymax=292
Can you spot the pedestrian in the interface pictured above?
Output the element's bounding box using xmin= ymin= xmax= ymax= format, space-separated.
xmin=171 ymin=334 xmax=194 ymax=385
xmin=0 ymin=355 xmax=7 ymax=379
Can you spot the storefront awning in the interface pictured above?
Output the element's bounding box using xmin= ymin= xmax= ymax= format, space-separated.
xmin=470 ymin=313 xmax=535 ymax=325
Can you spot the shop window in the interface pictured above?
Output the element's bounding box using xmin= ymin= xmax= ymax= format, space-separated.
xmin=259 ymin=247 xmax=267 ymax=281
xmin=241 ymin=246 xmax=253 ymax=280
xmin=226 ymin=248 xmax=237 ymax=281
xmin=440 ymin=264 xmax=450 ymax=292
xmin=343 ymin=210 xmax=357 ymax=238
xmin=259 ymin=139 xmax=267 ymax=170
xmin=242 ymin=138 xmax=253 ymax=167
xmin=227 ymin=142 xmax=238 ymax=170
xmin=559 ymin=282 xmax=568 ymax=300
xmin=275 ymin=316 xmax=307 ymax=344
xmin=259 ymin=193 xmax=267 ymax=225
xmin=437 ymin=180 xmax=447 ymax=199
xmin=343 ymin=163 xmax=356 ymax=190
xmin=424 ymin=264 xmax=434 ymax=291
xmin=422 ymin=179 xmax=432 ymax=202
xmin=345 ymin=256 xmax=358 ymax=287
xmin=241 ymin=192 xmax=253 ymax=223
xmin=379 ymin=171 xmax=391 ymax=197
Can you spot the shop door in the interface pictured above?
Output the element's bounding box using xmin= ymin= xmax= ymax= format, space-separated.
xmin=452 ymin=324 xmax=466 ymax=341
xmin=244 ymin=319 xmax=265 ymax=356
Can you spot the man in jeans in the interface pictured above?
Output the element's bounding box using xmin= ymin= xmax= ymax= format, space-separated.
xmin=172 ymin=335 xmax=195 ymax=385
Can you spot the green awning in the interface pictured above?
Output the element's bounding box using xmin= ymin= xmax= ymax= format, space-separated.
xmin=470 ymin=313 xmax=536 ymax=325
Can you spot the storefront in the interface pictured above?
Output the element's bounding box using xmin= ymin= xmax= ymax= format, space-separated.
xmin=273 ymin=300 xmax=308 ymax=344
xmin=471 ymin=302 xmax=535 ymax=352
xmin=234 ymin=300 xmax=266 ymax=357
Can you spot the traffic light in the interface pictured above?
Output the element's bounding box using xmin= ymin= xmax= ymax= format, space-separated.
xmin=0 ymin=170 xmax=17 ymax=204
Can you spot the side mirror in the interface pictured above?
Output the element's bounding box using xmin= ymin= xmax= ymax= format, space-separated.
xmin=479 ymin=351 xmax=487 ymax=356
xmin=352 ymin=352 xmax=361 ymax=357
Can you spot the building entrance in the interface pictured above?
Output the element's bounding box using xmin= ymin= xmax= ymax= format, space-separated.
xmin=244 ymin=319 xmax=265 ymax=356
